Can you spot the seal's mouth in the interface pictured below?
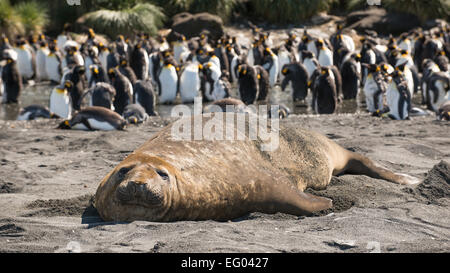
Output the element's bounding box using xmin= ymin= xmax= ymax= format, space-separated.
xmin=112 ymin=162 xmax=171 ymax=208
xmin=115 ymin=181 xmax=164 ymax=207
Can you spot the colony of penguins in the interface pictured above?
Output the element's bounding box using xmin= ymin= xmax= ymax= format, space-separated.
xmin=1 ymin=20 xmax=449 ymax=131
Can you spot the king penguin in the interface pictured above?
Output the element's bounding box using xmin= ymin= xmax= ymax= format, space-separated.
xmin=14 ymin=38 xmax=35 ymax=81
xmin=386 ymin=71 xmax=411 ymax=120
xmin=108 ymin=67 xmax=133 ymax=115
xmin=425 ymin=71 xmax=450 ymax=112
xmin=130 ymin=41 xmax=149 ymax=81
xmin=236 ymin=64 xmax=259 ymax=105
xmin=123 ymin=103 xmax=149 ymax=124
xmin=363 ymin=64 xmax=386 ymax=114
xmin=1 ymin=49 xmax=22 ymax=103
xmin=17 ymin=104 xmax=56 ymax=120
xmin=262 ymin=47 xmax=279 ymax=87
xmin=50 ymin=80 xmax=73 ymax=119
xmin=157 ymin=59 xmax=178 ymax=104
xmin=316 ymin=39 xmax=333 ymax=67
xmin=301 ymin=50 xmax=319 ymax=80
xmin=57 ymin=106 xmax=126 ymax=131
xmin=179 ymin=62 xmax=201 ymax=103
xmin=133 ymin=80 xmax=157 ymax=116
xmin=341 ymin=53 xmax=361 ymax=99
xmin=280 ymin=62 xmax=309 ymax=102
xmin=36 ymin=41 xmax=50 ymax=81
xmin=200 ymin=61 xmax=222 ymax=102
xmin=81 ymin=82 xmax=116 ymax=111
xmin=45 ymin=42 xmax=63 ymax=83
xmin=312 ymin=67 xmax=338 ymax=114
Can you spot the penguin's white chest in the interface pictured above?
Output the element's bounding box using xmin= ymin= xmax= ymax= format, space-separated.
xmin=174 ymin=44 xmax=188 ymax=63
xmin=45 ymin=54 xmax=61 ymax=82
xmin=278 ymin=53 xmax=290 ymax=82
xmin=342 ymin=35 xmax=355 ymax=52
xmin=158 ymin=67 xmax=178 ymax=103
xmin=72 ymin=119 xmax=116 ymax=131
xmin=211 ymin=79 xmax=228 ymax=101
xmin=57 ymin=35 xmax=68 ymax=52
xmin=430 ymin=80 xmax=448 ymax=112
xmin=50 ymin=89 xmax=72 ymax=119
xmin=210 ymin=56 xmax=221 ymax=71
xmin=247 ymin=47 xmax=255 ymax=66
xmin=36 ymin=48 xmax=49 ymax=81
xmin=363 ymin=75 xmax=383 ymax=112
xmin=265 ymin=55 xmax=279 ymax=87
xmin=230 ymin=55 xmax=239 ymax=83
xmin=307 ymin=41 xmax=317 ymax=56
xmin=15 ymin=48 xmax=34 ymax=79
xmin=318 ymin=48 xmax=333 ymax=67
xmin=179 ymin=64 xmax=200 ymax=103
xmin=99 ymin=51 xmax=109 ymax=72
xmin=84 ymin=57 xmax=95 ymax=83
xmin=304 ymin=58 xmax=317 ymax=79
xmin=386 ymin=82 xmax=408 ymax=120
xmin=142 ymin=52 xmax=149 ymax=81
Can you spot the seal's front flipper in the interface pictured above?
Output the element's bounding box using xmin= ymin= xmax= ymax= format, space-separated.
xmin=296 ymin=191 xmax=333 ymax=214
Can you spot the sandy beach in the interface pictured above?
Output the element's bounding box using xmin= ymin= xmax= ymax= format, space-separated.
xmin=0 ymin=112 xmax=448 ymax=253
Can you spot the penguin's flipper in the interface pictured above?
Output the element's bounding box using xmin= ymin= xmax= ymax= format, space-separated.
xmin=81 ymin=118 xmax=94 ymax=131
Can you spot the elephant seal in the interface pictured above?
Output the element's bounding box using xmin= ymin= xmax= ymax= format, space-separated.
xmin=94 ymin=113 xmax=419 ymax=222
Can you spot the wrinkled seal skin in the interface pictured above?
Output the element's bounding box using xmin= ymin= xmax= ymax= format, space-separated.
xmin=95 ymin=113 xmax=419 ymax=222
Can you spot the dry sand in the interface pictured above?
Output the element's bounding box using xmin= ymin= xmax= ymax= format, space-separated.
xmin=0 ymin=113 xmax=448 ymax=253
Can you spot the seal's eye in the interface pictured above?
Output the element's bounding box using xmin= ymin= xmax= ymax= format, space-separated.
xmin=117 ymin=167 xmax=131 ymax=178
xmin=156 ymin=170 xmax=169 ymax=181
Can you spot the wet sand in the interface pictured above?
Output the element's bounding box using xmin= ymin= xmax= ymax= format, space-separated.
xmin=0 ymin=112 xmax=448 ymax=253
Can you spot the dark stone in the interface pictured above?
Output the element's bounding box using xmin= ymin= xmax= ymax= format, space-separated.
xmin=170 ymin=12 xmax=225 ymax=42
xmin=345 ymin=8 xmax=421 ymax=36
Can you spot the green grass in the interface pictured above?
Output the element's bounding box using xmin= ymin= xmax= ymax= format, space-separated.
xmin=77 ymin=3 xmax=166 ymax=38
xmin=15 ymin=1 xmax=49 ymax=34
xmin=0 ymin=0 xmax=24 ymax=37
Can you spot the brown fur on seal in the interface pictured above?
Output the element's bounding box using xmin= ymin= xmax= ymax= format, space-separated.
xmin=94 ymin=113 xmax=419 ymax=222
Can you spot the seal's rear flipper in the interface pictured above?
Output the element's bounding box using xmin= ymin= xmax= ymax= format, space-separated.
xmin=341 ymin=150 xmax=421 ymax=185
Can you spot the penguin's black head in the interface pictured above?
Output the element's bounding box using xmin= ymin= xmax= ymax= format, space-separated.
xmin=366 ymin=64 xmax=380 ymax=73
xmin=90 ymin=64 xmax=100 ymax=75
xmin=320 ymin=67 xmax=330 ymax=76
xmin=120 ymin=57 xmax=128 ymax=67
xmin=352 ymin=53 xmax=361 ymax=62
xmin=57 ymin=120 xmax=71 ymax=129
xmin=116 ymin=35 xmax=124 ymax=42
xmin=162 ymin=49 xmax=173 ymax=58
xmin=108 ymin=67 xmax=117 ymax=78
xmin=302 ymin=35 xmax=309 ymax=43
xmin=196 ymin=47 xmax=206 ymax=56
xmin=64 ymin=80 xmax=73 ymax=90
xmin=302 ymin=50 xmax=314 ymax=59
xmin=237 ymin=64 xmax=249 ymax=78
xmin=263 ymin=47 xmax=272 ymax=56
xmin=75 ymin=65 xmax=86 ymax=75
xmin=281 ymin=64 xmax=290 ymax=75
xmin=395 ymin=63 xmax=406 ymax=72
xmin=17 ymin=39 xmax=27 ymax=47
xmin=315 ymin=39 xmax=324 ymax=49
